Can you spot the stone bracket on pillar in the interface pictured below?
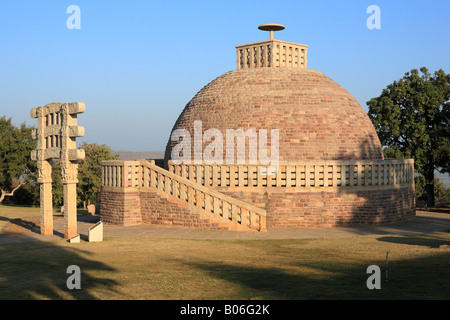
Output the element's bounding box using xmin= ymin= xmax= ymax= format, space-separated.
xmin=30 ymin=102 xmax=85 ymax=239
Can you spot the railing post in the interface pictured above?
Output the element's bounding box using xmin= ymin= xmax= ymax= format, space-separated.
xmin=196 ymin=189 xmax=203 ymax=208
xmin=231 ymin=204 xmax=238 ymax=222
xmin=305 ymin=165 xmax=311 ymax=187
xmin=314 ymin=165 xmax=320 ymax=187
xmin=143 ymin=166 xmax=149 ymax=187
xmin=276 ymin=165 xmax=283 ymax=187
xmin=187 ymin=186 xmax=194 ymax=204
xmin=220 ymin=166 xmax=227 ymax=186
xmin=122 ymin=163 xmax=128 ymax=188
xmin=205 ymin=194 xmax=212 ymax=213
xmin=204 ymin=166 xmax=210 ymax=187
xmin=241 ymin=208 xmax=250 ymax=227
xmin=230 ymin=165 xmax=236 ymax=187
xmin=196 ymin=165 xmax=202 ymax=185
xmin=259 ymin=215 xmax=266 ymax=232
xmin=257 ymin=166 xmax=263 ymax=187
xmin=223 ymin=201 xmax=230 ymax=219
xmin=102 ymin=165 xmax=105 ymax=187
xmin=180 ymin=183 xmax=186 ymax=201
xmin=341 ymin=165 xmax=346 ymax=187
xmin=332 ymin=165 xmax=337 ymax=187
xmin=172 ymin=179 xmax=178 ymax=197
xmin=321 ymin=165 xmax=327 ymax=187
xmin=213 ymin=197 xmax=220 ymax=215
xmin=165 ymin=174 xmax=171 ymax=193
xmin=238 ymin=166 xmax=244 ymax=187
xmin=212 ymin=165 xmax=218 ymax=187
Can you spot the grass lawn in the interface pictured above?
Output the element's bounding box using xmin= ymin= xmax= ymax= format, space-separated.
xmin=0 ymin=206 xmax=449 ymax=300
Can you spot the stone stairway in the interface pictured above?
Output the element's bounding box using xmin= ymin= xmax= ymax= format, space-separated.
xmin=141 ymin=186 xmax=237 ymax=231
xmin=101 ymin=160 xmax=267 ymax=232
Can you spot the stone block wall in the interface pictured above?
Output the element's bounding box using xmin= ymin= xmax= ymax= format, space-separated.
xmin=218 ymin=185 xmax=415 ymax=227
xmin=100 ymin=188 xmax=142 ymax=226
xmin=101 ymin=184 xmax=415 ymax=229
xmin=139 ymin=188 xmax=228 ymax=230
xmin=101 ymin=187 xmax=232 ymax=230
xmin=101 ymin=160 xmax=415 ymax=230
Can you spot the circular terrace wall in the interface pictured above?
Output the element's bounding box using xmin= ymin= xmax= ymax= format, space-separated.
xmin=167 ymin=160 xmax=416 ymax=227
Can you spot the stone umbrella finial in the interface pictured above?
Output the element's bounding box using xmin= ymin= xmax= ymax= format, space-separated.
xmin=236 ymin=23 xmax=307 ymax=69
xmin=258 ymin=23 xmax=285 ymax=40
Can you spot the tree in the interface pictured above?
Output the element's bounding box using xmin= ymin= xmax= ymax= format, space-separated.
xmin=77 ymin=142 xmax=119 ymax=208
xmin=414 ymin=174 xmax=450 ymax=204
xmin=367 ymin=67 xmax=450 ymax=207
xmin=0 ymin=117 xmax=36 ymax=203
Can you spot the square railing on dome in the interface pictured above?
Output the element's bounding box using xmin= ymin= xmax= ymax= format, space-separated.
xmin=236 ymin=40 xmax=308 ymax=69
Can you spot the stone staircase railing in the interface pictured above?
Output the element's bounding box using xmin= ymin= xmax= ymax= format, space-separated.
xmin=102 ymin=160 xmax=267 ymax=232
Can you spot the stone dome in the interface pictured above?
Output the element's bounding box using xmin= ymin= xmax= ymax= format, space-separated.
xmin=164 ymin=67 xmax=383 ymax=163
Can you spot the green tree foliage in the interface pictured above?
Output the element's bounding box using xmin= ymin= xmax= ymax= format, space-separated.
xmin=77 ymin=142 xmax=119 ymax=207
xmin=368 ymin=68 xmax=450 ymax=207
xmin=7 ymin=181 xmax=40 ymax=206
xmin=415 ymin=174 xmax=450 ymax=204
xmin=0 ymin=117 xmax=37 ymax=203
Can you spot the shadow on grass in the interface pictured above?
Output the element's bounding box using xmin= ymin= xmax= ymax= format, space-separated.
xmin=0 ymin=215 xmax=41 ymax=236
xmin=377 ymin=231 xmax=450 ymax=248
xmin=179 ymin=250 xmax=450 ymax=299
xmin=0 ymin=214 xmax=101 ymax=239
xmin=0 ymin=237 xmax=119 ymax=300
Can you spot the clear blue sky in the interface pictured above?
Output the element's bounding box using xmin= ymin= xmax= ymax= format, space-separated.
xmin=1 ymin=0 xmax=449 ymax=151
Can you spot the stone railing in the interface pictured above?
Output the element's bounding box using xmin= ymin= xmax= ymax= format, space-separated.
xmin=102 ymin=160 xmax=267 ymax=232
xmin=236 ymin=40 xmax=308 ymax=69
xmin=167 ymin=159 xmax=414 ymax=189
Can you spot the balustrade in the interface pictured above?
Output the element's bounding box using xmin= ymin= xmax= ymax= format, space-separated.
xmin=167 ymin=159 xmax=414 ymax=189
xmin=102 ymin=160 xmax=267 ymax=232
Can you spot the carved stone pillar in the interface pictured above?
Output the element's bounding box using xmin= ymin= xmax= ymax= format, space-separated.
xmin=38 ymin=160 xmax=53 ymax=235
xmin=63 ymin=181 xmax=78 ymax=239
xmin=31 ymin=102 xmax=85 ymax=239
xmin=35 ymin=110 xmax=53 ymax=236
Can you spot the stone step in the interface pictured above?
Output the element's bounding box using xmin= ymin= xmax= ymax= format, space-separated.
xmin=150 ymin=186 xmax=252 ymax=232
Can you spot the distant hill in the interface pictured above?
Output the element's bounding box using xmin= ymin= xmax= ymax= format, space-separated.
xmin=115 ymin=150 xmax=164 ymax=161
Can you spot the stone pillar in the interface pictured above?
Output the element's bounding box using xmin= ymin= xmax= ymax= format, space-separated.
xmin=60 ymin=104 xmax=81 ymax=239
xmin=39 ymin=180 xmax=53 ymax=235
xmin=35 ymin=109 xmax=54 ymax=236
xmin=63 ymin=181 xmax=78 ymax=239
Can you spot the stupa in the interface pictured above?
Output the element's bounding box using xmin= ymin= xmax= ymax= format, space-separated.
xmin=100 ymin=24 xmax=415 ymax=230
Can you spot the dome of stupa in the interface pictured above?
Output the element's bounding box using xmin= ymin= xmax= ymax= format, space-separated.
xmin=164 ymin=67 xmax=383 ymax=163
xmin=164 ymin=24 xmax=383 ymax=164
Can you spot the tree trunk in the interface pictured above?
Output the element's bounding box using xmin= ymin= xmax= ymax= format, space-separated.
xmin=425 ymin=164 xmax=435 ymax=207
xmin=0 ymin=181 xmax=24 ymax=204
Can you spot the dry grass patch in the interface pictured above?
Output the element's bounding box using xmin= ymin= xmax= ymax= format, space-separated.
xmin=0 ymin=232 xmax=449 ymax=300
